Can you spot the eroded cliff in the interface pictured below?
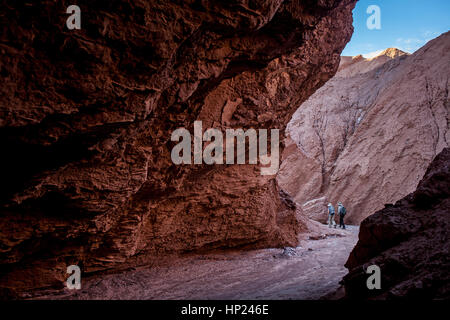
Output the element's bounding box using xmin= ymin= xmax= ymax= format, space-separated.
xmin=0 ymin=0 xmax=356 ymax=294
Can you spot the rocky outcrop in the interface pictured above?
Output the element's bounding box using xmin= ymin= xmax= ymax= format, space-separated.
xmin=0 ymin=0 xmax=356 ymax=294
xmin=278 ymin=32 xmax=450 ymax=224
xmin=343 ymin=148 xmax=450 ymax=299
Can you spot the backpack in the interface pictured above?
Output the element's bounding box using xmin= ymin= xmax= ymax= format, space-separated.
xmin=340 ymin=206 xmax=346 ymax=216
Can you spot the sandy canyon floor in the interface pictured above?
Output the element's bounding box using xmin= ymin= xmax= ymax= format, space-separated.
xmin=30 ymin=225 xmax=359 ymax=300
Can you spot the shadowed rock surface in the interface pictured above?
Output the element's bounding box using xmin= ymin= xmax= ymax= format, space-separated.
xmin=0 ymin=0 xmax=356 ymax=294
xmin=278 ymin=32 xmax=450 ymax=224
xmin=343 ymin=148 xmax=450 ymax=299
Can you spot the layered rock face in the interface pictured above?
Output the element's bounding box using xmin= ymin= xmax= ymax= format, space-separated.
xmin=343 ymin=148 xmax=450 ymax=299
xmin=0 ymin=0 xmax=356 ymax=293
xmin=278 ymin=32 xmax=450 ymax=224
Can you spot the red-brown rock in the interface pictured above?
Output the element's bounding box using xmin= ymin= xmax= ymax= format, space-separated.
xmin=343 ymin=148 xmax=450 ymax=299
xmin=0 ymin=0 xmax=356 ymax=294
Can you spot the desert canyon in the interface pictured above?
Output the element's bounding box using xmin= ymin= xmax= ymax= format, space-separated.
xmin=0 ymin=0 xmax=448 ymax=300
xmin=279 ymin=33 xmax=449 ymax=225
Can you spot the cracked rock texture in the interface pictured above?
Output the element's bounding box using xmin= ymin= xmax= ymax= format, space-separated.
xmin=0 ymin=0 xmax=356 ymax=294
xmin=278 ymin=32 xmax=450 ymax=224
xmin=343 ymin=147 xmax=450 ymax=299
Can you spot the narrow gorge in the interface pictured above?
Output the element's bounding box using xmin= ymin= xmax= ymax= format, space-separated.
xmin=0 ymin=0 xmax=448 ymax=300
xmin=0 ymin=0 xmax=357 ymax=296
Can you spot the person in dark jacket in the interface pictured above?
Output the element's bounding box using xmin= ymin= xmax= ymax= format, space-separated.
xmin=337 ymin=202 xmax=346 ymax=229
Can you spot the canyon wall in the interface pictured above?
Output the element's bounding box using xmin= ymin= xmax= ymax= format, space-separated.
xmin=278 ymin=32 xmax=450 ymax=224
xmin=343 ymin=148 xmax=450 ymax=299
xmin=0 ymin=0 xmax=356 ymax=294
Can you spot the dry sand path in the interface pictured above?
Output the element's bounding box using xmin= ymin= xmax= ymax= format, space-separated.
xmin=31 ymin=224 xmax=359 ymax=300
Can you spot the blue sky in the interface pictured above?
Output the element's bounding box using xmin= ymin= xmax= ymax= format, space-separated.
xmin=342 ymin=0 xmax=450 ymax=57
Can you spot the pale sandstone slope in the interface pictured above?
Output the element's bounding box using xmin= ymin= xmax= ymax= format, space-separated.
xmin=278 ymin=32 xmax=450 ymax=224
xmin=338 ymin=48 xmax=408 ymax=78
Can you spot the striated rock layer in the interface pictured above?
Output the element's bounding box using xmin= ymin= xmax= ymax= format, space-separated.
xmin=0 ymin=0 xmax=356 ymax=293
xmin=279 ymin=32 xmax=450 ymax=224
xmin=343 ymin=148 xmax=450 ymax=299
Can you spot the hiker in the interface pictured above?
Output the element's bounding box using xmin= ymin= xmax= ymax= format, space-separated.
xmin=337 ymin=202 xmax=346 ymax=229
xmin=327 ymin=203 xmax=336 ymax=228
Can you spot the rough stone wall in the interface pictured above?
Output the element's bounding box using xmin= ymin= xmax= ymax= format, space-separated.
xmin=0 ymin=0 xmax=356 ymax=293
xmin=343 ymin=148 xmax=450 ymax=299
